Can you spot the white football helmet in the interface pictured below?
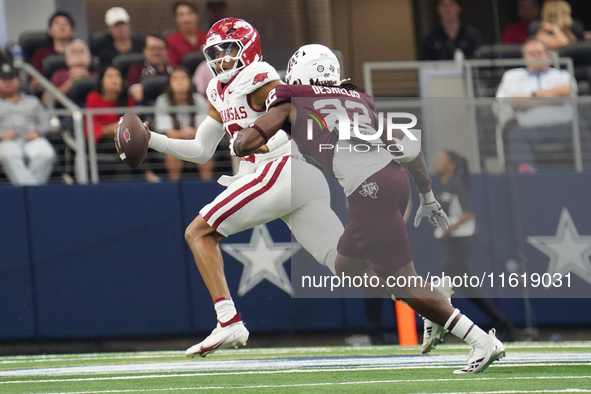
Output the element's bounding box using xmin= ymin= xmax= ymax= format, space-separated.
xmin=285 ymin=44 xmax=341 ymax=85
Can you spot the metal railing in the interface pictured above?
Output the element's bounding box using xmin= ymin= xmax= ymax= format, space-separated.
xmin=362 ymin=57 xmax=585 ymax=173
xmin=9 ymin=58 xmax=587 ymax=186
xmin=20 ymin=63 xmax=88 ymax=183
xmin=12 ymin=63 xmax=231 ymax=185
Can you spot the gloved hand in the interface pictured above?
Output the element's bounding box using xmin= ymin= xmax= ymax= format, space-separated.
xmin=229 ymin=134 xmax=237 ymax=157
xmin=414 ymin=191 xmax=450 ymax=229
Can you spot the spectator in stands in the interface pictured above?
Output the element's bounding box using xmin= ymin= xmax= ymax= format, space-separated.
xmin=127 ymin=34 xmax=173 ymax=103
xmin=86 ymin=66 xmax=158 ymax=182
xmin=49 ymin=40 xmax=96 ymax=98
xmin=154 ymin=67 xmax=211 ymax=180
xmin=0 ymin=63 xmax=55 ymax=185
xmin=502 ymin=0 xmax=540 ymax=45
xmin=167 ymin=2 xmax=207 ymax=68
xmin=496 ymin=38 xmax=584 ymax=172
xmin=532 ymin=0 xmax=582 ymax=51
xmin=97 ymin=7 xmax=143 ymax=67
xmin=85 ymin=66 xmax=133 ymax=144
xmin=30 ymin=11 xmax=75 ymax=74
xmin=204 ymin=0 xmax=228 ymax=28
xmin=423 ymin=0 xmax=483 ymax=60
xmin=192 ymin=58 xmax=213 ymax=97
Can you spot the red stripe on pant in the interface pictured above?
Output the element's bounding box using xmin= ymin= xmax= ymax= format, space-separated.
xmin=202 ymin=160 xmax=274 ymax=223
xmin=211 ymin=156 xmax=289 ymax=230
xmin=203 ymin=157 xmax=288 ymax=230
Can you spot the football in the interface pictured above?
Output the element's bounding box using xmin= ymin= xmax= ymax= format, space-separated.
xmin=114 ymin=112 xmax=149 ymax=169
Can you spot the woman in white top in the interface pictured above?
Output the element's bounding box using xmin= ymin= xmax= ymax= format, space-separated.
xmin=154 ymin=67 xmax=211 ymax=180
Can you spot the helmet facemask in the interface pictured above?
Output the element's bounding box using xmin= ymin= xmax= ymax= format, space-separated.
xmin=204 ymin=41 xmax=245 ymax=83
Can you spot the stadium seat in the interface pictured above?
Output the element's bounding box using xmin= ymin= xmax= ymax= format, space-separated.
xmin=42 ymin=54 xmax=66 ymax=79
xmin=112 ymin=53 xmax=145 ymax=78
xmin=474 ymin=44 xmax=524 ymax=97
xmin=89 ymin=30 xmax=143 ymax=61
xmin=162 ymin=29 xmax=176 ymax=38
xmin=182 ymin=51 xmax=206 ymax=75
xmin=475 ymin=44 xmax=523 ymax=60
xmin=90 ymin=56 xmax=101 ymax=72
xmin=69 ymin=76 xmax=98 ymax=107
xmin=18 ymin=30 xmax=51 ymax=62
xmin=89 ymin=30 xmax=110 ymax=56
xmin=141 ymin=74 xmax=169 ymax=106
xmin=559 ymin=41 xmax=591 ymax=82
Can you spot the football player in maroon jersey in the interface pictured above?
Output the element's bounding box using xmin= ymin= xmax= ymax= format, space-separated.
xmin=233 ymin=44 xmax=506 ymax=374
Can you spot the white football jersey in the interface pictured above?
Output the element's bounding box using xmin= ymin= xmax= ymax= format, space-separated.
xmin=206 ymin=61 xmax=297 ymax=167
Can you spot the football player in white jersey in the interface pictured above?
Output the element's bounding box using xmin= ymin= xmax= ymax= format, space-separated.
xmin=145 ymin=18 xmax=344 ymax=358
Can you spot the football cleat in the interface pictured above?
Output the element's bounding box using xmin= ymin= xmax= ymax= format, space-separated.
xmin=453 ymin=329 xmax=506 ymax=374
xmin=185 ymin=315 xmax=249 ymax=358
xmin=421 ymin=317 xmax=446 ymax=354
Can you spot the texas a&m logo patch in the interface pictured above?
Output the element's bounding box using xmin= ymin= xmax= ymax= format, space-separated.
xmin=252 ymin=72 xmax=269 ymax=85
xmin=359 ymin=181 xmax=379 ymax=199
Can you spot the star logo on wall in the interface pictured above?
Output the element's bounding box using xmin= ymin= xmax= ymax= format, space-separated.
xmin=221 ymin=225 xmax=300 ymax=296
xmin=527 ymin=207 xmax=591 ymax=286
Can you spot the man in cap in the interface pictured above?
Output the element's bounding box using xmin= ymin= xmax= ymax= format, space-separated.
xmin=97 ymin=7 xmax=143 ymax=66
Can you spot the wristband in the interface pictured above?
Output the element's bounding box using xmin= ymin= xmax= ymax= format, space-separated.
xmin=419 ymin=190 xmax=436 ymax=204
xmin=265 ymin=131 xmax=289 ymax=152
xmin=249 ymin=123 xmax=268 ymax=143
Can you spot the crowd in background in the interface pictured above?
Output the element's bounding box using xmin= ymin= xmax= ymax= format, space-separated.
xmin=423 ymin=0 xmax=584 ymax=60
xmin=0 ymin=1 xmax=230 ymax=185
xmin=0 ymin=0 xmax=589 ymax=185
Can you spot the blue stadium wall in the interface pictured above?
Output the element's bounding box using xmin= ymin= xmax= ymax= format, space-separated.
xmin=1 ymin=172 xmax=591 ymax=341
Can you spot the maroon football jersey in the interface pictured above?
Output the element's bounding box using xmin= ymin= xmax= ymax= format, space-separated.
xmin=266 ymin=84 xmax=380 ymax=176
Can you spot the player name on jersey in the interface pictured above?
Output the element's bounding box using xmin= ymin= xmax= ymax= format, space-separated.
xmin=311 ymin=85 xmax=361 ymax=98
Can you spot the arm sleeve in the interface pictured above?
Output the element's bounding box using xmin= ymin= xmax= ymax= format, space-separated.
xmin=148 ymin=115 xmax=225 ymax=164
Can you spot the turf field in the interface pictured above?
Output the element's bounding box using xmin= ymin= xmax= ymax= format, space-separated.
xmin=1 ymin=342 xmax=591 ymax=393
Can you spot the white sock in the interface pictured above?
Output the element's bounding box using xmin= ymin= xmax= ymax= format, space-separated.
xmin=214 ymin=299 xmax=238 ymax=324
xmin=450 ymin=315 xmax=490 ymax=348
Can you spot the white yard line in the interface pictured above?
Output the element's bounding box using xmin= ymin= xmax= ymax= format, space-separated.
xmin=29 ymin=384 xmax=591 ymax=394
xmin=2 ymin=341 xmax=590 ymax=364
xmin=3 ymin=373 xmax=591 ymax=386
xmin=1 ymin=352 xmax=591 ymax=378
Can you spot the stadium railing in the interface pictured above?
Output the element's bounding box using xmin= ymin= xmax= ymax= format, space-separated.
xmin=7 ymin=57 xmax=587 ymax=185
xmin=8 ymin=62 xmax=232 ymax=185
xmin=362 ymin=57 xmax=586 ymax=173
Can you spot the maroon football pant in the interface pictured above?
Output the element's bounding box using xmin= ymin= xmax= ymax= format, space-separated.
xmin=337 ymin=161 xmax=412 ymax=278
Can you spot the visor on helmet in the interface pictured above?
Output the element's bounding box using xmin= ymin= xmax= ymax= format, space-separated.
xmin=204 ymin=42 xmax=240 ymax=62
